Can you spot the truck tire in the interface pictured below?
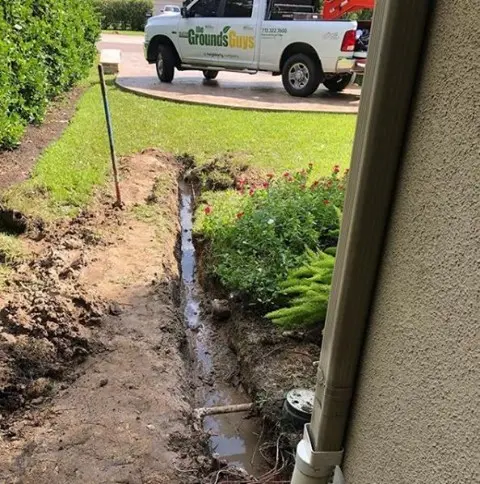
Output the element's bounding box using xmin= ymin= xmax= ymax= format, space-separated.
xmin=323 ymin=73 xmax=353 ymax=92
xmin=282 ymin=54 xmax=321 ymax=97
xmin=203 ymin=70 xmax=219 ymax=80
xmin=156 ymin=45 xmax=175 ymax=83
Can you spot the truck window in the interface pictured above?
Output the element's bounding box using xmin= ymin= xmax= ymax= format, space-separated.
xmin=221 ymin=0 xmax=254 ymax=17
xmin=190 ymin=0 xmax=221 ymax=17
xmin=265 ymin=0 xmax=315 ymax=20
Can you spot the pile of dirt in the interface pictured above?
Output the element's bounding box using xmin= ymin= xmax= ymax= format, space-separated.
xmin=0 ymin=149 xmax=183 ymax=421
xmin=182 ymin=152 xmax=265 ymax=191
xmin=0 ymin=226 xmax=106 ymax=415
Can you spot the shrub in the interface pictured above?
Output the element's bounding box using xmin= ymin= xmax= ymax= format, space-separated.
xmin=265 ymin=248 xmax=335 ymax=328
xmin=0 ymin=0 xmax=100 ymax=149
xmin=94 ymin=0 xmax=153 ymax=31
xmin=198 ymin=164 xmax=348 ymax=306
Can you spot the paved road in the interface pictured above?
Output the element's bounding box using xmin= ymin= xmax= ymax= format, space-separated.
xmin=98 ymin=33 xmax=360 ymax=113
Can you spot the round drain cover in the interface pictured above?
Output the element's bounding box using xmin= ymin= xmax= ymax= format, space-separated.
xmin=283 ymin=388 xmax=314 ymax=428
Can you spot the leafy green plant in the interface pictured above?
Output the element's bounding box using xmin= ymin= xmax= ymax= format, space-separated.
xmin=94 ymin=0 xmax=153 ymax=31
xmin=265 ymin=248 xmax=335 ymax=328
xmin=198 ymin=164 xmax=348 ymax=306
xmin=0 ymin=0 xmax=100 ymax=149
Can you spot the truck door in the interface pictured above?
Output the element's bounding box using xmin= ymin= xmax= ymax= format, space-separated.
xmin=215 ymin=0 xmax=257 ymax=68
xmin=177 ymin=0 xmax=223 ymax=65
xmin=177 ymin=0 xmax=257 ymax=68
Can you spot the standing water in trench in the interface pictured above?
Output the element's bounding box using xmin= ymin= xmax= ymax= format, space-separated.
xmin=179 ymin=182 xmax=265 ymax=475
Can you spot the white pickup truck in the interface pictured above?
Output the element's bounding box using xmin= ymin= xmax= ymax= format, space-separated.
xmin=144 ymin=0 xmax=357 ymax=97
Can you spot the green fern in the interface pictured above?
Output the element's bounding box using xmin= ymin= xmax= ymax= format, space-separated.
xmin=265 ymin=249 xmax=335 ymax=329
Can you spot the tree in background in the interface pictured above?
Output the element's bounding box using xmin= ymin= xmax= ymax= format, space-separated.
xmin=94 ymin=0 xmax=154 ymax=31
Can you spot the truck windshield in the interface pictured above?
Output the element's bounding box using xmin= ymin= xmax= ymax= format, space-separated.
xmin=185 ymin=0 xmax=253 ymax=17
xmin=187 ymin=0 xmax=221 ymax=17
xmin=223 ymin=0 xmax=254 ymax=17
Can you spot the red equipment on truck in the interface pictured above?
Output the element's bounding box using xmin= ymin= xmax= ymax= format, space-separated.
xmin=322 ymin=0 xmax=375 ymax=20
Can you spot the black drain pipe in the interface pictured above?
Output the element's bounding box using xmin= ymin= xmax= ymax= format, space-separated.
xmin=291 ymin=0 xmax=432 ymax=482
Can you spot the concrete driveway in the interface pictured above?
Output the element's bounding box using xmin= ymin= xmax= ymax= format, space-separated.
xmin=98 ymin=33 xmax=360 ymax=113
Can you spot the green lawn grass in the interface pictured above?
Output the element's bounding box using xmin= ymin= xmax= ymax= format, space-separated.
xmin=0 ymin=233 xmax=27 ymax=288
xmin=3 ymin=79 xmax=356 ymax=219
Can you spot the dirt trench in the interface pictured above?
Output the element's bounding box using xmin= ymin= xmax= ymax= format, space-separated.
xmin=0 ymin=150 xmax=207 ymax=484
xmin=0 ymin=149 xmax=322 ymax=483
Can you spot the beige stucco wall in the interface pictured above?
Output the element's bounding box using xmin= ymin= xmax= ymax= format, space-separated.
xmin=342 ymin=1 xmax=480 ymax=483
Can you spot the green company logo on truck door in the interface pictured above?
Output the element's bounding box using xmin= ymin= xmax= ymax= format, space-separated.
xmin=187 ymin=26 xmax=255 ymax=50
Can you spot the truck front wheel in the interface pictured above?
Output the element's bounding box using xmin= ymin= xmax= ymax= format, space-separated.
xmin=282 ymin=54 xmax=321 ymax=97
xmin=323 ymin=73 xmax=353 ymax=92
xmin=156 ymin=45 xmax=175 ymax=83
xmin=203 ymin=70 xmax=219 ymax=80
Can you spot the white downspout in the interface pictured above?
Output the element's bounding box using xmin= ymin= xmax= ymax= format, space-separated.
xmin=291 ymin=0 xmax=432 ymax=482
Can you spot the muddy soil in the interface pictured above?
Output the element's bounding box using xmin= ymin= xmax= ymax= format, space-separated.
xmin=229 ymin=316 xmax=319 ymax=426
xmin=195 ymin=268 xmax=320 ymax=478
xmin=180 ymin=183 xmax=272 ymax=481
xmin=0 ymin=150 xmax=207 ymax=483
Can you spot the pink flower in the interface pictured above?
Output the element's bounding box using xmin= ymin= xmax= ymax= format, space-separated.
xmin=204 ymin=206 xmax=212 ymax=215
xmin=249 ymin=188 xmax=255 ymax=196
xmin=283 ymin=171 xmax=290 ymax=178
xmin=262 ymin=182 xmax=269 ymax=189
xmin=333 ymin=165 xmax=340 ymax=174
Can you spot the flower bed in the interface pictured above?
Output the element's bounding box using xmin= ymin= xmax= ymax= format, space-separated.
xmin=195 ymin=163 xmax=348 ymax=329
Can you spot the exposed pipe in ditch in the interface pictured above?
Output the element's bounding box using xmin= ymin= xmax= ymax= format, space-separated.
xmin=194 ymin=403 xmax=255 ymax=419
xmin=290 ymin=1 xmax=432 ymax=482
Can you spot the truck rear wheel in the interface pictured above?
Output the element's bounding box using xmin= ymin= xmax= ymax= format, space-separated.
xmin=203 ymin=70 xmax=219 ymax=80
xmin=323 ymin=73 xmax=353 ymax=92
xmin=156 ymin=45 xmax=175 ymax=83
xmin=282 ymin=54 xmax=321 ymax=97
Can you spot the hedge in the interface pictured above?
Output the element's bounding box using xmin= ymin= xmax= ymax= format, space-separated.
xmin=94 ymin=0 xmax=153 ymax=31
xmin=0 ymin=0 xmax=100 ymax=149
